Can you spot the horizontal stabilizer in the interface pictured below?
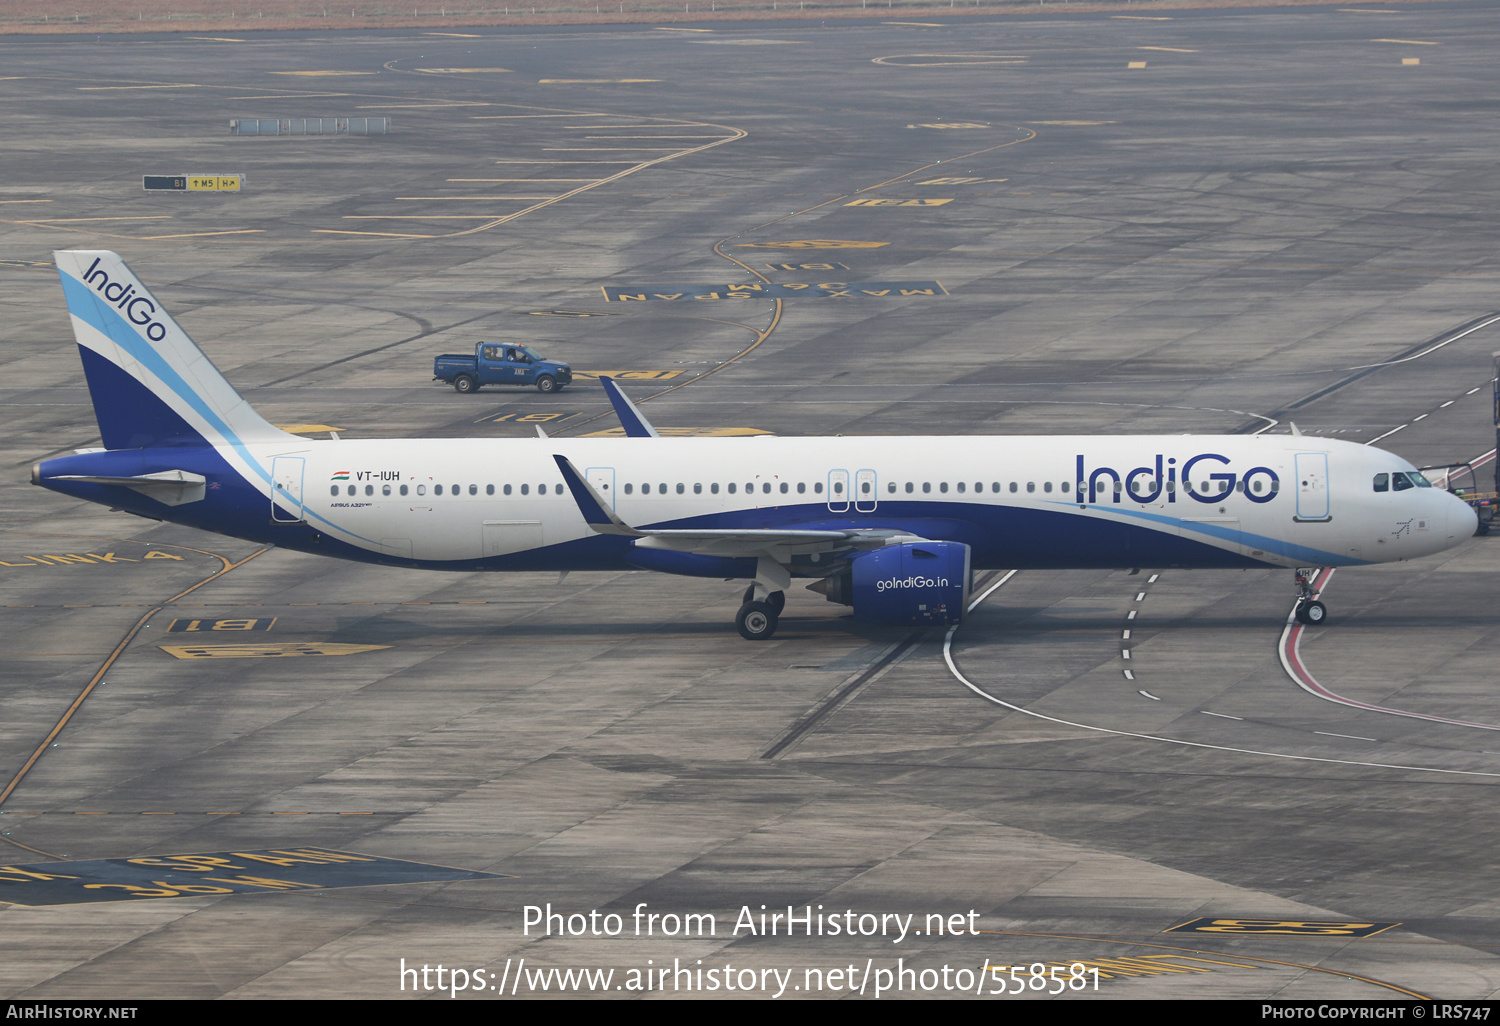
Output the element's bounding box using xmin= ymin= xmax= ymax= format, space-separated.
xmin=50 ymin=469 xmax=206 ymax=506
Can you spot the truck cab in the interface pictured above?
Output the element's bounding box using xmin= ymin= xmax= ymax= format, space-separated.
xmin=433 ymin=343 xmax=572 ymax=394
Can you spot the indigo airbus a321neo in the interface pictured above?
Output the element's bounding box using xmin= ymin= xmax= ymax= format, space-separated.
xmin=32 ymin=252 xmax=1476 ymax=639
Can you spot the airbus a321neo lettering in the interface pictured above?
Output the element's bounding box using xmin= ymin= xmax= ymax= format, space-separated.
xmin=33 ymin=252 xmax=1476 ymax=639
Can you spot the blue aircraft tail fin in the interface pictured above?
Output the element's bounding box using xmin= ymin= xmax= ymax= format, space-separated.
xmin=54 ymin=251 xmax=297 ymax=450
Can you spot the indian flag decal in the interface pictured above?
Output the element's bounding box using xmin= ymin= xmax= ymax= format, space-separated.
xmin=331 ymin=470 xmax=350 ymax=480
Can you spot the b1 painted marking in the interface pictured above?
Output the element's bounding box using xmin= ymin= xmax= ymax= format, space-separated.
xmin=0 ymin=848 xmax=501 ymax=906
xmin=843 ymin=198 xmax=953 ymax=207
xmin=764 ymin=262 xmax=850 ymax=271
xmin=1166 ymin=918 xmax=1399 ymax=937
xmin=602 ymin=281 xmax=946 ymax=302
xmin=158 ymin=643 xmax=389 ymax=659
xmin=167 ymin=617 xmax=276 ymax=633
xmin=483 ymin=411 xmax=583 ymax=425
xmin=737 ymin=240 xmax=889 ymax=250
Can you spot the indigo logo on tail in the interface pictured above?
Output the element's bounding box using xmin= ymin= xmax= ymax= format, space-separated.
xmin=1076 ymin=453 xmax=1280 ymax=505
xmin=81 ymin=257 xmax=168 ymax=342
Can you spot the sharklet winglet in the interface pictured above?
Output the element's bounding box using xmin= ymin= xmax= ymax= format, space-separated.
xmin=552 ymin=454 xmax=641 ymax=536
xmin=600 ymin=376 xmax=660 ymax=438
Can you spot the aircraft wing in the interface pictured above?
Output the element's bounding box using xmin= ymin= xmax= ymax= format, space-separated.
xmin=551 ymin=454 xmax=892 ymax=556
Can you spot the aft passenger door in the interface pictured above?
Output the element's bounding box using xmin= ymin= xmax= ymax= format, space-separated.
xmin=271 ymin=456 xmax=304 ymax=523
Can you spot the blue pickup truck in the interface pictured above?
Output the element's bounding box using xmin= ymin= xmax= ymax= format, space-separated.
xmin=433 ymin=343 xmax=573 ymax=394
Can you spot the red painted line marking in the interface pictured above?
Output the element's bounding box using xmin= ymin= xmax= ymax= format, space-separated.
xmin=1279 ymin=568 xmax=1500 ymax=732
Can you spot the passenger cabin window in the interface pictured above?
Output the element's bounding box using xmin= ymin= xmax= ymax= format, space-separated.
xmin=521 ymin=484 xmax=530 ymax=496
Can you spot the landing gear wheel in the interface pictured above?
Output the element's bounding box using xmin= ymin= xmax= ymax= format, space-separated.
xmin=535 ymin=374 xmax=558 ymax=394
xmin=736 ymin=601 xmax=779 ymax=641
xmin=453 ymin=374 xmax=478 ymax=394
xmin=1295 ymin=600 xmax=1327 ymax=626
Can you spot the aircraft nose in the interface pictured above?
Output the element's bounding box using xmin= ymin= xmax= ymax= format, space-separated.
xmin=1449 ymin=492 xmax=1479 ymax=540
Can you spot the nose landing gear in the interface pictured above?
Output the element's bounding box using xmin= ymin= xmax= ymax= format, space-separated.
xmin=1293 ymin=567 xmax=1328 ymax=625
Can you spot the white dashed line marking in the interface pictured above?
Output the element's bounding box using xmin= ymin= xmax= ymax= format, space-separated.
xmin=1122 ymin=629 xmax=1131 ymax=639
xmin=1139 ymin=690 xmax=1159 ymax=701
xmin=1123 ymin=669 xmax=1135 ymax=680
xmin=1147 ymin=574 xmax=1159 ymax=584
xmin=1202 ymin=711 xmax=1243 ymax=720
xmin=1127 ymin=610 xmax=1137 ymax=620
xmin=1135 ymin=592 xmax=1146 ymax=602
xmin=1314 ymin=730 xmax=1378 ymax=742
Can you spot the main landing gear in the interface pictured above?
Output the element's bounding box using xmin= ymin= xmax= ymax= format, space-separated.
xmin=737 ymin=584 xmax=786 ymax=641
xmin=1293 ymin=567 xmax=1328 ymax=625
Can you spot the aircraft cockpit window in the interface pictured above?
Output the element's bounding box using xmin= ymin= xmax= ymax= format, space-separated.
xmin=1392 ymin=473 xmax=1413 ymax=492
xmin=1373 ymin=473 xmax=1389 ymax=492
xmin=1411 ymin=471 xmax=1433 ymax=488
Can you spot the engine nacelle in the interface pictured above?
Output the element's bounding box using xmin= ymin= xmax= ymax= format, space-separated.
xmin=811 ymin=541 xmax=972 ymax=626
